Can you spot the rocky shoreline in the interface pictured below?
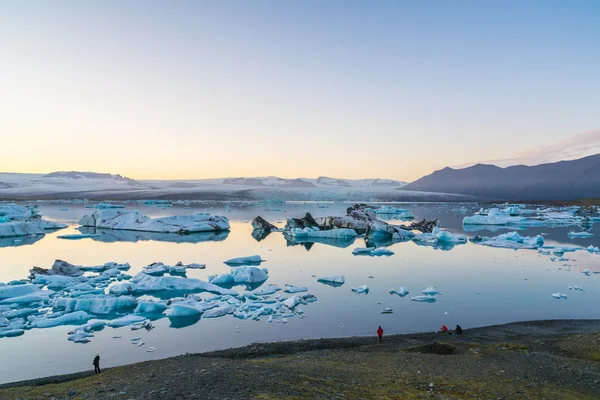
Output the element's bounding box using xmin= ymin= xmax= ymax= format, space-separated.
xmin=2 ymin=319 xmax=599 ymax=399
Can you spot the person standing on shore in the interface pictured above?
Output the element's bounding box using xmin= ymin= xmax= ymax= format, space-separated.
xmin=93 ymin=353 xmax=101 ymax=374
xmin=377 ymin=326 xmax=384 ymax=343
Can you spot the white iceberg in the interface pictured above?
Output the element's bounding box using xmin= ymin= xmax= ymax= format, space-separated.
xmin=134 ymin=301 xmax=168 ymax=315
xmin=57 ymin=234 xmax=100 ymax=240
xmin=284 ymin=285 xmax=308 ymax=293
xmin=421 ymin=286 xmax=440 ymax=296
xmin=413 ymin=228 xmax=467 ymax=246
xmin=287 ymin=227 xmax=358 ymax=239
xmin=374 ymin=206 xmax=408 ymax=214
xmin=411 ymin=295 xmax=436 ymax=303
xmin=106 ymin=315 xmax=147 ymax=328
xmin=586 ymin=245 xmax=600 ymax=253
xmin=352 ymin=247 xmax=395 ymax=256
xmin=463 ymin=208 xmax=530 ymax=225
xmin=567 ymin=231 xmax=594 ymax=238
xmin=351 ymin=285 xmax=369 ymax=294
xmin=0 ymin=284 xmax=41 ymax=300
xmin=202 ymin=305 xmax=237 ymax=319
xmin=33 ymin=311 xmax=90 ymax=328
xmin=389 ymin=287 xmax=409 ymax=297
xmin=0 ymin=292 xmax=52 ymax=305
xmin=317 ymin=276 xmax=345 ymax=285
xmin=0 ymin=222 xmax=46 ymax=238
xmin=551 ymin=292 xmax=567 ymax=299
xmin=79 ymin=209 xmax=230 ymax=234
xmin=231 ymin=267 xmax=269 ymax=284
xmin=224 ymin=255 xmax=264 ymax=266
xmin=109 ymin=272 xmax=238 ymax=296
xmin=54 ymin=295 xmax=138 ymax=315
xmin=251 ymin=286 xmax=281 ymax=296
xmin=473 ymin=232 xmax=544 ymax=249
xmin=142 ymin=263 xmax=170 ymax=276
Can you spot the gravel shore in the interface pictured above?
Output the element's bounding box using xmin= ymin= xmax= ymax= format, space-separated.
xmin=2 ymin=319 xmax=599 ymax=400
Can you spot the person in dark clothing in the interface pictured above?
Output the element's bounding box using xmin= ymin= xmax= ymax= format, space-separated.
xmin=377 ymin=326 xmax=384 ymax=343
xmin=93 ymin=353 xmax=101 ymax=374
xmin=455 ymin=324 xmax=463 ymax=335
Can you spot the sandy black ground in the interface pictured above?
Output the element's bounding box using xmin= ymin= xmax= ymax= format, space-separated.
xmin=1 ymin=319 xmax=599 ymax=400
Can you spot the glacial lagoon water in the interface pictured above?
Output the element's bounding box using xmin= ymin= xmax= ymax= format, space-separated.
xmin=1 ymin=202 xmax=599 ymax=383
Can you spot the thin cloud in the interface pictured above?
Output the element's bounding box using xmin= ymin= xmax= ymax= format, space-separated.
xmin=452 ymin=130 xmax=600 ymax=169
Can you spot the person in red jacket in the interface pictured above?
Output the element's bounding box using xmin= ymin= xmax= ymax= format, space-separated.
xmin=377 ymin=325 xmax=384 ymax=343
xmin=440 ymin=325 xmax=449 ymax=334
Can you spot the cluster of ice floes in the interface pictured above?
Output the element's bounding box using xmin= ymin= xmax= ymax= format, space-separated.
xmin=463 ymin=206 xmax=596 ymax=227
xmin=411 ymin=286 xmax=441 ymax=303
xmin=0 ymin=203 xmax=66 ymax=239
xmin=567 ymin=231 xmax=594 ymax=238
xmin=79 ymin=209 xmax=230 ymax=234
xmin=412 ymin=227 xmax=467 ymax=249
xmin=0 ymin=258 xmax=319 ymax=343
xmin=470 ymin=232 xmax=544 ymax=249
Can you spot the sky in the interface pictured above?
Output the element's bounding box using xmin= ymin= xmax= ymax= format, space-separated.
xmin=1 ymin=1 xmax=599 ymax=181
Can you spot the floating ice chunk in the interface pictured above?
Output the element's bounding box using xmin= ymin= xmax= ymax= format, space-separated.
xmin=31 ymin=274 xmax=88 ymax=290
xmin=551 ymin=292 xmax=567 ymax=299
xmin=78 ymin=262 xmax=131 ymax=273
xmin=208 ymin=274 xmax=235 ymax=285
xmin=109 ymin=272 xmax=237 ymax=296
xmin=68 ymin=283 xmax=95 ymax=292
xmin=586 ymin=245 xmax=600 ymax=253
xmin=473 ymin=232 xmax=544 ymax=249
xmin=79 ymin=209 xmax=230 ymax=233
xmin=0 ymin=329 xmax=25 ymax=338
xmin=0 ymin=292 xmax=51 ymax=305
xmin=0 ymin=284 xmax=41 ymax=300
xmin=0 ymin=221 xmax=46 ymax=238
xmin=169 ymin=265 xmax=187 ymax=275
xmin=352 ymin=247 xmax=395 ymax=256
xmin=374 ymin=206 xmax=408 ymax=214
xmin=351 ymin=285 xmax=369 ymax=294
xmin=224 ymin=255 xmax=264 ymax=266
xmin=106 ymin=315 xmax=146 ymax=328
xmin=251 ymin=286 xmax=281 ymax=296
xmin=389 ymin=287 xmax=409 ymax=297
xmin=33 ymin=311 xmax=90 ymax=328
xmin=30 ymin=260 xmax=85 ymax=277
xmin=68 ymin=331 xmax=94 ymax=343
xmin=317 ymin=276 xmax=345 ymax=285
xmin=287 ymin=228 xmax=358 ymax=239
xmin=231 ymin=267 xmax=269 ymax=284
xmin=147 ymin=347 xmax=158 ymax=352
xmin=411 ymin=295 xmax=437 ymax=303
xmin=131 ymin=319 xmax=153 ymax=331
xmin=142 ymin=262 xmax=170 ymax=276
xmin=95 ymin=203 xmax=126 ymax=209
xmin=463 ymin=208 xmax=531 ymax=226
xmin=184 ymin=263 xmax=206 ymax=269
xmin=202 ymin=305 xmax=237 ymax=318
xmin=4 ymin=308 xmax=39 ymax=319
xmin=165 ymin=303 xmax=208 ymax=317
xmin=57 ymin=234 xmax=100 ymax=240
xmin=54 ymin=295 xmax=138 ymax=315
xmin=413 ymin=228 xmax=467 ymax=246
xmin=284 ymin=285 xmax=308 ymax=293
xmin=134 ymin=301 xmax=168 ymax=315
xmin=381 ymin=308 xmax=393 ymax=314
xmin=421 ymin=286 xmax=440 ymax=296
xmin=567 ymin=231 xmax=594 ymax=238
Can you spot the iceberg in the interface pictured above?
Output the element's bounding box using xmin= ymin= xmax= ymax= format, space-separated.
xmin=108 ymin=272 xmax=238 ymax=296
xmin=421 ymin=286 xmax=440 ymax=296
xmin=389 ymin=287 xmax=409 ymax=297
xmin=567 ymin=231 xmax=594 ymax=238
xmin=411 ymin=295 xmax=436 ymax=303
xmin=30 ymin=259 xmax=85 ymax=277
xmin=0 ymin=284 xmax=41 ymax=300
xmin=352 ymin=247 xmax=394 ymax=256
xmin=374 ymin=206 xmax=408 ymax=214
xmin=413 ymin=228 xmax=467 ymax=247
xmin=31 ymin=274 xmax=88 ymax=290
xmin=551 ymin=292 xmax=567 ymax=299
xmin=287 ymin=227 xmax=358 ymax=239
xmin=0 ymin=222 xmax=46 ymax=238
xmin=224 ymin=255 xmax=264 ymax=266
xmin=134 ymin=301 xmax=168 ymax=315
xmin=79 ymin=209 xmax=230 ymax=234
xmin=0 ymin=204 xmax=66 ymax=237
xmin=33 ymin=311 xmax=90 ymax=328
xmin=202 ymin=305 xmax=237 ymax=319
xmin=586 ymin=245 xmax=600 ymax=253
xmin=0 ymin=292 xmax=51 ymax=305
xmin=231 ymin=267 xmax=269 ymax=284
xmin=351 ymin=285 xmax=369 ymax=294
xmin=251 ymin=286 xmax=281 ymax=296
xmin=472 ymin=232 xmax=544 ymax=249
xmin=54 ymin=295 xmax=138 ymax=315
xmin=463 ymin=208 xmax=533 ymax=226
xmin=58 ymin=234 xmax=101 ymax=240
xmin=0 ymin=329 xmax=25 ymax=338
xmin=283 ymin=285 xmax=308 ymax=293
xmin=142 ymin=262 xmax=170 ymax=276
xmin=317 ymin=276 xmax=345 ymax=285
xmin=106 ymin=315 xmax=147 ymax=328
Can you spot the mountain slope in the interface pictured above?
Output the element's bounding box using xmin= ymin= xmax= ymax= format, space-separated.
xmin=402 ymin=154 xmax=600 ymax=200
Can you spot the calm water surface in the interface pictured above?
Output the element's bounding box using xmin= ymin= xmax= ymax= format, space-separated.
xmin=0 ymin=202 xmax=598 ymax=383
